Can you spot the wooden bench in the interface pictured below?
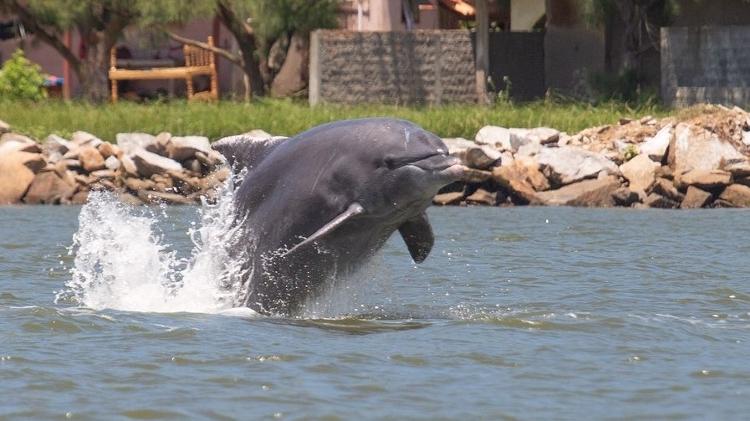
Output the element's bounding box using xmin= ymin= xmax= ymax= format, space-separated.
xmin=109 ymin=36 xmax=218 ymax=102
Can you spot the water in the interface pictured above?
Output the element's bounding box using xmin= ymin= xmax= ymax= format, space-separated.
xmin=2 ymin=199 xmax=750 ymax=420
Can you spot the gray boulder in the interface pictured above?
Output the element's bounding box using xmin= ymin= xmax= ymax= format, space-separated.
xmin=145 ymin=132 xmax=171 ymax=155
xmin=680 ymin=186 xmax=712 ymax=209
xmin=465 ymin=188 xmax=497 ymax=206
xmin=78 ymin=146 xmax=106 ymax=172
xmin=475 ymin=126 xmax=512 ymax=150
xmin=0 ymin=151 xmax=46 ymax=204
xmin=71 ymin=131 xmax=103 ymax=148
xmin=612 ymin=187 xmax=640 ymax=207
xmin=117 ymin=133 xmax=156 ymax=154
xmin=651 ymin=178 xmax=684 ymax=203
xmin=670 ymin=123 xmax=746 ymax=175
xmin=0 ymin=133 xmax=41 ymax=154
xmin=643 ymin=193 xmax=679 ymax=209
xmin=718 ymin=184 xmax=750 ymax=207
xmin=536 ymin=146 xmax=620 ymax=187
xmin=676 ymin=169 xmax=732 ymax=191
xmin=619 ymin=154 xmax=658 ymax=191
xmin=464 ymin=145 xmax=502 ymax=169
xmin=639 ymin=124 xmax=672 ymax=161
xmin=168 ymin=136 xmax=211 ymax=161
xmin=104 ymin=156 xmax=121 ymax=171
xmin=23 ymin=171 xmax=76 ymax=204
xmin=441 ymin=137 xmax=476 ymax=156
xmin=44 ymin=134 xmax=74 ymax=155
xmin=131 ymin=150 xmax=183 ymax=178
xmin=535 ymin=176 xmax=620 ymax=207
xmin=120 ymin=155 xmax=138 ymax=176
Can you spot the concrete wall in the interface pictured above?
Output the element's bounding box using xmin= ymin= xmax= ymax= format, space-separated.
xmin=309 ymin=30 xmax=476 ymax=105
xmin=661 ymin=26 xmax=750 ymax=107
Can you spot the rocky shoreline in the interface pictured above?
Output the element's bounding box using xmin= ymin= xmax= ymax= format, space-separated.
xmin=0 ymin=120 xmax=233 ymax=206
xmin=1 ymin=104 xmax=750 ymax=208
xmin=437 ymin=104 xmax=750 ymax=209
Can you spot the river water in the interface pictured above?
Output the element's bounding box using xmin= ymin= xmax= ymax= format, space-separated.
xmin=1 ymin=196 xmax=749 ymax=419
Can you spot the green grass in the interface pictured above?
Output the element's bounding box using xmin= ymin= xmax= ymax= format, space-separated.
xmin=0 ymin=98 xmax=669 ymax=142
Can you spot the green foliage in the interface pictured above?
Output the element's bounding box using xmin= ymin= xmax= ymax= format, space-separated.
xmin=0 ymin=49 xmax=47 ymax=101
xmin=253 ymin=0 xmax=339 ymax=38
xmin=0 ymin=98 xmax=668 ymax=142
xmin=208 ymin=0 xmax=339 ymax=56
xmin=137 ymin=0 xmax=215 ymax=27
xmin=0 ymin=0 xmax=211 ymax=44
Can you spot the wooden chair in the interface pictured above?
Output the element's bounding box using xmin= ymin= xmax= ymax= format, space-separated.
xmin=109 ymin=36 xmax=219 ymax=102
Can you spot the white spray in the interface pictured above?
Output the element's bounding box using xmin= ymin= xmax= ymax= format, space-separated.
xmin=56 ymin=179 xmax=253 ymax=314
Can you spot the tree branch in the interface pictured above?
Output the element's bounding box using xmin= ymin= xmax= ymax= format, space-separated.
xmin=166 ymin=31 xmax=243 ymax=66
xmin=8 ymin=0 xmax=80 ymax=72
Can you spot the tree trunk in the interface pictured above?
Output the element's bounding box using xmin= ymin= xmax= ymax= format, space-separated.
xmin=77 ymin=32 xmax=111 ymax=102
xmin=77 ymin=57 xmax=109 ymax=102
xmin=270 ymin=33 xmax=309 ymax=97
xmin=403 ymin=0 xmax=416 ymax=31
xmin=217 ymin=0 xmax=266 ymax=99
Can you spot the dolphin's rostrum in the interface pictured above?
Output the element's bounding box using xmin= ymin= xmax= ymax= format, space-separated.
xmin=213 ymin=118 xmax=463 ymax=315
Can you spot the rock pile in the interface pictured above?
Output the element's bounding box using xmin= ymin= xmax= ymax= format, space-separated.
xmin=437 ymin=104 xmax=750 ymax=208
xmin=0 ymin=119 xmax=229 ymax=205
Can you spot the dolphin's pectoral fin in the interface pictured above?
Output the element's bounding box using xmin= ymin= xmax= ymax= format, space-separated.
xmin=212 ymin=135 xmax=287 ymax=174
xmin=281 ymin=203 xmax=365 ymax=257
xmin=398 ymin=212 xmax=434 ymax=263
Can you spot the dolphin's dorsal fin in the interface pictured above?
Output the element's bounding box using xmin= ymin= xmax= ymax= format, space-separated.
xmin=398 ymin=212 xmax=434 ymax=263
xmin=281 ymin=203 xmax=365 ymax=257
xmin=212 ymin=134 xmax=288 ymax=173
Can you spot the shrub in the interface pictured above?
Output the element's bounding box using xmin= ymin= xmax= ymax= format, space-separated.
xmin=0 ymin=49 xmax=47 ymax=101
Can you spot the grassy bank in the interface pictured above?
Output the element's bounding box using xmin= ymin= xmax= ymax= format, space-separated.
xmin=1 ymin=99 xmax=668 ymax=141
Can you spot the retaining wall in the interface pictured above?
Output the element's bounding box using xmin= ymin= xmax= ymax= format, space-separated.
xmin=309 ymin=30 xmax=476 ymax=105
xmin=662 ymin=26 xmax=750 ymax=107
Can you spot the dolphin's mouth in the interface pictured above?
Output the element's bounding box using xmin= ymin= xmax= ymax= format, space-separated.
xmin=400 ymin=153 xmax=460 ymax=172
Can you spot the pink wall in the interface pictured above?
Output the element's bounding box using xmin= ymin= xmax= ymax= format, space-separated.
xmin=340 ymin=0 xmax=440 ymax=31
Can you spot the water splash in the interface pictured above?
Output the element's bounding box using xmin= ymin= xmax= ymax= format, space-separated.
xmin=56 ymin=179 xmax=253 ymax=315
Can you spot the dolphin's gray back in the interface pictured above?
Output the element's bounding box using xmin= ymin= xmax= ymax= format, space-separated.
xmin=212 ymin=135 xmax=288 ymax=174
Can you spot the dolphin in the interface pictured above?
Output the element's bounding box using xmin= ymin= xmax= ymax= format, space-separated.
xmin=213 ymin=118 xmax=463 ymax=315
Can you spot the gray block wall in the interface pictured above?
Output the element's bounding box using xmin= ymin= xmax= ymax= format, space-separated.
xmin=662 ymin=26 xmax=750 ymax=107
xmin=309 ymin=30 xmax=477 ymax=105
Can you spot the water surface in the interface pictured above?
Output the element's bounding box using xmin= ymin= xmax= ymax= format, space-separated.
xmin=1 ymin=204 xmax=749 ymax=419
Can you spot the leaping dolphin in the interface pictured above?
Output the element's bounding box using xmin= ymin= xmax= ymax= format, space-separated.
xmin=213 ymin=118 xmax=463 ymax=315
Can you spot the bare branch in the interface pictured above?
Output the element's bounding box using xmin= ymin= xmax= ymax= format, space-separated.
xmin=166 ymin=31 xmax=243 ymax=66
